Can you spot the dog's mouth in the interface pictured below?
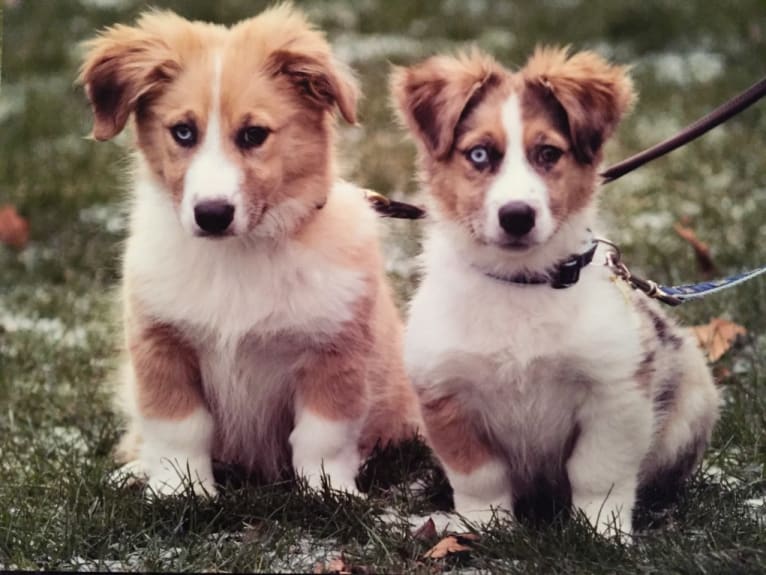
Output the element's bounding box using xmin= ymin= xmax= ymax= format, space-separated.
xmin=484 ymin=234 xmax=541 ymax=253
xmin=193 ymin=229 xmax=236 ymax=240
xmin=497 ymin=238 xmax=534 ymax=251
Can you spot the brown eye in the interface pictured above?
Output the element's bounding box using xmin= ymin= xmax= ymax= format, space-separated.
xmin=236 ymin=126 xmax=270 ymax=150
xmin=535 ymin=145 xmax=563 ymax=167
xmin=170 ymin=122 xmax=197 ymax=147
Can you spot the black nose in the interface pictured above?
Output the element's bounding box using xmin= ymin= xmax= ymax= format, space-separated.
xmin=194 ymin=200 xmax=234 ymax=235
xmin=498 ymin=201 xmax=536 ymax=237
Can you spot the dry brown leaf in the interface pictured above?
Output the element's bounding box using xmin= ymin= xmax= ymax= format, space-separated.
xmin=691 ymin=318 xmax=747 ymax=362
xmin=674 ymin=220 xmax=716 ymax=279
xmin=413 ymin=517 xmax=437 ymax=541
xmin=423 ymin=533 xmax=479 ymax=560
xmin=0 ymin=205 xmax=29 ymax=249
xmin=713 ymin=365 xmax=732 ymax=383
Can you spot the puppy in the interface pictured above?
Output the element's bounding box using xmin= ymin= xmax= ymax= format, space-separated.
xmin=79 ymin=6 xmax=418 ymax=497
xmin=392 ymin=47 xmax=720 ymax=535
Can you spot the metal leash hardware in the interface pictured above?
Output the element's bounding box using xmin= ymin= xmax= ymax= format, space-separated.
xmin=595 ymin=238 xmax=684 ymax=306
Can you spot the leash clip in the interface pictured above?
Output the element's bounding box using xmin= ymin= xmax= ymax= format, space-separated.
xmin=595 ymin=238 xmax=684 ymax=306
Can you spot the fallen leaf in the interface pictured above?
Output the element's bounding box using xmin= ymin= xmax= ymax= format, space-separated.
xmin=691 ymin=318 xmax=747 ymax=362
xmin=0 ymin=205 xmax=29 ymax=249
xmin=413 ymin=517 xmax=437 ymax=541
xmin=423 ymin=533 xmax=479 ymax=560
xmin=674 ymin=220 xmax=716 ymax=279
xmin=713 ymin=365 xmax=732 ymax=383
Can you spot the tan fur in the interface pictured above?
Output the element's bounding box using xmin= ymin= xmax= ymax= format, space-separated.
xmin=358 ymin=275 xmax=420 ymax=453
xmin=391 ymin=50 xmax=503 ymax=160
xmin=79 ymin=11 xmax=215 ymax=141
xmin=523 ymin=46 xmax=635 ymax=164
xmin=125 ymin=298 xmax=204 ymax=420
xmin=519 ymin=85 xmax=601 ymax=223
xmin=418 ymin=393 xmax=493 ymax=474
xmin=425 ymin=77 xmax=513 ymax=224
xmin=294 ymin=189 xmax=418 ymax=452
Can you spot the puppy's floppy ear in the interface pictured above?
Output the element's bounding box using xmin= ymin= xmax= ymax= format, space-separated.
xmin=268 ymin=50 xmax=359 ymax=124
xmin=391 ymin=50 xmax=501 ymax=160
xmin=78 ymin=12 xmax=181 ymax=141
xmin=523 ymin=46 xmax=635 ymax=164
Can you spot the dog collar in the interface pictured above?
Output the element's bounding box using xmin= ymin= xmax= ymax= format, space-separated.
xmin=481 ymin=235 xmax=599 ymax=289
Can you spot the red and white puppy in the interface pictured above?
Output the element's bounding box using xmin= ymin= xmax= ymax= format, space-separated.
xmin=393 ymin=48 xmax=720 ymax=535
xmin=79 ymin=6 xmax=418 ymax=497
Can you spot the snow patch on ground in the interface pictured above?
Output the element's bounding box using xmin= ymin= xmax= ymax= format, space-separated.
xmin=0 ymin=307 xmax=88 ymax=348
xmin=642 ymin=50 xmax=725 ymax=85
xmin=79 ymin=0 xmax=129 ymax=7
xmin=64 ymin=531 xmax=357 ymax=573
xmin=79 ymin=203 xmax=128 ymax=234
xmin=0 ymin=85 xmax=25 ymax=122
xmin=47 ymin=426 xmax=90 ymax=455
xmin=333 ymin=33 xmax=428 ymax=64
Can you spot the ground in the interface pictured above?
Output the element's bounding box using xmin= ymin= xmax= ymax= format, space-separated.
xmin=1 ymin=0 xmax=765 ymax=572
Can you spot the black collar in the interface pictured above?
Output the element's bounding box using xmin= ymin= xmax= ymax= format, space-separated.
xmin=481 ymin=237 xmax=599 ymax=289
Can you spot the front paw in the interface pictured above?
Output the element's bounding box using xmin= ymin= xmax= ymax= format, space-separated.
xmin=144 ymin=457 xmax=218 ymax=499
xmin=455 ymin=506 xmax=509 ymax=526
xmin=110 ymin=460 xmax=148 ymax=487
xmin=576 ymin=497 xmax=633 ymax=539
xmin=300 ymin=462 xmax=360 ymax=496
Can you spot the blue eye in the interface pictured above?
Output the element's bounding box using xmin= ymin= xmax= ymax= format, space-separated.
xmin=467 ymin=145 xmax=491 ymax=169
xmin=170 ymin=123 xmax=197 ymax=147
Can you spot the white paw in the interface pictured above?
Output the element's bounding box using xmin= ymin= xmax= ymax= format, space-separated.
xmin=290 ymin=411 xmax=362 ymax=495
xmin=454 ymin=504 xmax=511 ymax=527
xmin=110 ymin=460 xmax=147 ymax=487
xmin=302 ymin=463 xmax=360 ymax=495
xmin=452 ymin=480 xmax=513 ymax=528
xmin=577 ymin=499 xmax=633 ymax=539
xmin=144 ymin=458 xmax=217 ymax=499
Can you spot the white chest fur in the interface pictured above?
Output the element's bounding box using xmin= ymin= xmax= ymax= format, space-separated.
xmin=124 ymin=178 xmax=366 ymax=341
xmin=405 ymin=228 xmax=646 ymax=409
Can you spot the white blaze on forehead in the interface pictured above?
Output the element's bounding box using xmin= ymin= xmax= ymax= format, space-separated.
xmin=482 ymin=92 xmax=555 ymax=244
xmin=180 ymin=51 xmax=247 ymax=235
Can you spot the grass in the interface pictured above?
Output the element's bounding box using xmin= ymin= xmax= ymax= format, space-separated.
xmin=1 ymin=0 xmax=765 ymax=572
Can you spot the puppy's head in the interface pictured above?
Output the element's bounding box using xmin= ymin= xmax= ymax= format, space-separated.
xmin=79 ymin=5 xmax=358 ymax=239
xmin=392 ymin=46 xmax=634 ymax=254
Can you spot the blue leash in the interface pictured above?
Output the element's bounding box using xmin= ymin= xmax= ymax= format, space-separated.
xmin=659 ymin=268 xmax=766 ymax=303
xmin=597 ymin=238 xmax=766 ymax=306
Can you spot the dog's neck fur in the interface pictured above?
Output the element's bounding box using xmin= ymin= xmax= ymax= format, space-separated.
xmin=428 ymin=202 xmax=599 ymax=281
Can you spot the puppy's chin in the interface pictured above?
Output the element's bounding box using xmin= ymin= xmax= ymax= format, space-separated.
xmin=479 ymin=231 xmax=549 ymax=258
xmin=493 ymin=238 xmax=536 ymax=253
xmin=250 ymin=198 xmax=317 ymax=240
xmin=193 ymin=230 xmax=236 ymax=240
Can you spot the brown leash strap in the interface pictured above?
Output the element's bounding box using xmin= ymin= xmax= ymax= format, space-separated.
xmin=600 ymin=75 xmax=766 ymax=184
